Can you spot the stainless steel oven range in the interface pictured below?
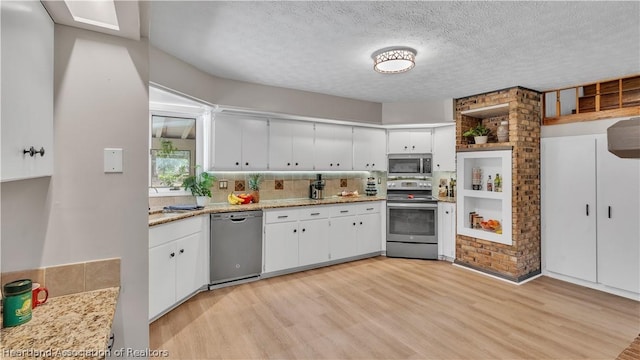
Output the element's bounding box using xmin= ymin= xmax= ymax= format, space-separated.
xmin=386 ymin=179 xmax=438 ymax=259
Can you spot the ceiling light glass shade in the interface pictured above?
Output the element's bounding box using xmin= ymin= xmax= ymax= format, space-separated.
xmin=372 ymin=48 xmax=416 ymax=74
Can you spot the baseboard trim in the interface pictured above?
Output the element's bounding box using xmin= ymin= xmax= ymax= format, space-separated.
xmin=453 ymin=260 xmax=542 ymax=285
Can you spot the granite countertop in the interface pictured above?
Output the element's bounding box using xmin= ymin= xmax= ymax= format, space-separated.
xmin=1 ymin=287 xmax=119 ymax=360
xmin=150 ymin=196 xmax=387 ymax=226
xmin=437 ymin=196 xmax=457 ymax=203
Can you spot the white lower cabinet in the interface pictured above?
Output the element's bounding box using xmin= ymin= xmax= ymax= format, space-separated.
xmin=329 ymin=215 xmax=358 ymax=261
xmin=149 ymin=215 xmax=208 ymax=321
xmin=298 ymin=218 xmax=330 ymax=266
xmin=263 ymin=221 xmax=299 ymax=273
xmin=438 ymin=202 xmax=456 ymax=261
xmin=263 ymin=202 xmax=383 ymax=275
xmin=542 ymin=134 xmax=639 ymax=299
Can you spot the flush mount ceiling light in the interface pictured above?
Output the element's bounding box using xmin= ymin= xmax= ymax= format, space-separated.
xmin=372 ymin=47 xmax=416 ymax=74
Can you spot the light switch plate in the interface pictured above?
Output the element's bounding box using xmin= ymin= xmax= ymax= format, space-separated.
xmin=104 ymin=148 xmax=123 ymax=173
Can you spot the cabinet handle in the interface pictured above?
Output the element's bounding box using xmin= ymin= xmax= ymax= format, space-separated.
xmin=404 ymin=146 xmax=408 ymax=150
xmin=412 ymin=145 xmax=415 ymax=149
xmin=372 ymin=163 xmax=375 ymax=167
xmin=586 ymin=204 xmax=589 ymax=216
xmin=287 ymin=162 xmax=291 ymax=166
xmin=293 ymin=229 xmax=297 ymax=233
xmin=23 ymin=146 xmax=45 ymax=157
xmin=366 ymin=208 xmax=374 ymax=211
xmin=245 ymin=162 xmax=249 ymax=166
xmin=235 ymin=162 xmax=240 ymax=166
xmin=295 ymin=162 xmax=299 ymax=166
xmin=180 ymin=249 xmax=184 ymax=254
xmin=330 ymin=163 xmax=333 ymax=167
xmin=445 ymin=211 xmax=449 ymax=214
xmin=310 ymin=212 xmax=320 ymax=216
xmin=360 ymin=221 xmax=363 ymax=225
xmin=277 ymin=215 xmax=289 ymax=219
xmin=608 ymin=206 xmax=612 ymax=219
xmin=353 ymin=222 xmax=356 ymax=226
xmin=340 ymin=210 xmax=349 ymax=213
xmin=337 ymin=163 xmax=340 ymax=167
xmin=302 ymin=228 xmax=306 ymax=232
xmin=170 ymin=252 xmax=175 ymax=258
xmin=366 ymin=163 xmax=370 ymax=167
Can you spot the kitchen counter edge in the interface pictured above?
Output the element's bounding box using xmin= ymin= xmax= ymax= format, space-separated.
xmin=149 ymin=196 xmax=387 ymax=226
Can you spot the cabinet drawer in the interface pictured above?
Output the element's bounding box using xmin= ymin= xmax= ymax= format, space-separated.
xmin=356 ymin=202 xmax=382 ymax=215
xmin=150 ymin=216 xmax=204 ymax=248
xmin=264 ymin=209 xmax=299 ymax=224
xmin=328 ymin=205 xmax=357 ymax=217
xmin=298 ymin=206 xmax=330 ymax=220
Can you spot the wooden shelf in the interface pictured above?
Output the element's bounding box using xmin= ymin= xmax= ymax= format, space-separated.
xmin=458 ymin=143 xmax=514 ymax=151
xmin=544 ymin=74 xmax=640 ymax=124
xmin=460 ymin=103 xmax=509 ymax=119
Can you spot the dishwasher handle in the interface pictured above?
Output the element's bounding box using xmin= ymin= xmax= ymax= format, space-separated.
xmin=230 ymin=217 xmax=248 ymax=223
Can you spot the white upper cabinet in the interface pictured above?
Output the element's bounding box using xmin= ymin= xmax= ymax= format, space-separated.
xmin=433 ymin=125 xmax=456 ymax=172
xmin=388 ymin=129 xmax=432 ymax=153
xmin=268 ymin=119 xmax=314 ymax=171
xmin=314 ymin=123 xmax=353 ymax=170
xmin=353 ymin=127 xmax=386 ymax=171
xmin=1 ymin=1 xmax=54 ymax=182
xmin=210 ymin=115 xmax=268 ymax=170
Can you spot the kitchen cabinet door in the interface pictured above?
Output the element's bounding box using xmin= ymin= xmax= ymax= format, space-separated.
xmin=438 ymin=202 xmax=456 ymax=260
xmin=241 ymin=118 xmax=269 ymax=170
xmin=149 ymin=242 xmax=177 ymax=320
xmin=433 ymin=125 xmax=456 ymax=172
xmin=314 ymin=123 xmax=353 ymax=170
xmin=388 ymin=130 xmax=432 ymax=154
xmin=291 ymin=121 xmax=315 ymax=170
xmin=175 ymin=232 xmax=207 ymax=302
xmin=298 ymin=218 xmax=330 ymax=266
xmin=1 ymin=0 xmax=54 ymax=182
xmin=356 ymin=212 xmax=382 ymax=254
xmin=264 ymin=222 xmax=299 ymax=273
xmin=541 ymin=136 xmax=597 ymax=282
xmin=353 ymin=127 xmax=386 ymax=170
xmin=268 ymin=120 xmax=294 ymax=170
xmin=596 ymin=134 xmax=640 ymax=294
xmin=329 ymin=216 xmax=358 ymax=261
xmin=211 ymin=116 xmax=243 ymax=170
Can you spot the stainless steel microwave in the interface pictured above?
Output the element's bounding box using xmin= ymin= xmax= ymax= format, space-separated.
xmin=387 ymin=154 xmax=432 ymax=176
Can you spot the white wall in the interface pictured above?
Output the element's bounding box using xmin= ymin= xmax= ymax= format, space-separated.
xmin=382 ymin=99 xmax=454 ymax=125
xmin=1 ymin=24 xmax=149 ymax=351
xmin=150 ymin=47 xmax=382 ymax=124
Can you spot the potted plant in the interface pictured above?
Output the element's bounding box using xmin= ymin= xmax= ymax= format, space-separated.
xmin=183 ymin=166 xmax=217 ymax=207
xmin=247 ymin=173 xmax=263 ymax=203
xmin=463 ymin=123 xmax=491 ymax=144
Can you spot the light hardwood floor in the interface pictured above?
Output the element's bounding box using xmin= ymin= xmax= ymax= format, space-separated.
xmin=150 ymin=257 xmax=640 ymax=359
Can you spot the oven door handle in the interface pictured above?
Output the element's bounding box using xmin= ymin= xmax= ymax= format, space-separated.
xmin=387 ymin=202 xmax=438 ymax=209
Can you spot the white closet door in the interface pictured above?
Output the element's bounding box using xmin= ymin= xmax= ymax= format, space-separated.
xmin=596 ymin=134 xmax=640 ymax=293
xmin=541 ymin=136 xmax=597 ymax=282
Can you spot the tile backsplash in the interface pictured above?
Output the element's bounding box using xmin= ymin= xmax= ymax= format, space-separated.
xmin=149 ymin=171 xmax=387 ymax=207
xmin=1 ymin=258 xmax=120 ymax=298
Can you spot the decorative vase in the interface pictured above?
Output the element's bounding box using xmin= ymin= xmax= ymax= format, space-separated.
xmin=196 ymin=196 xmax=208 ymax=207
xmin=251 ymin=190 xmax=260 ymax=203
xmin=474 ymin=136 xmax=488 ymax=144
xmin=497 ymin=121 xmax=509 ymax=142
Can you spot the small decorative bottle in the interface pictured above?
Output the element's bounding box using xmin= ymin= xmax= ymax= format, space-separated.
xmin=494 ymin=173 xmax=502 ymax=192
xmin=497 ymin=121 xmax=509 ymax=142
xmin=486 ymin=175 xmax=493 ymax=192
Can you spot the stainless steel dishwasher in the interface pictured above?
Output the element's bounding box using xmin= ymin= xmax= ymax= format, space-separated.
xmin=210 ymin=211 xmax=263 ymax=285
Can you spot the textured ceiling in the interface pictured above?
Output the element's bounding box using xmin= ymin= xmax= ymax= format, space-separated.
xmin=150 ymin=1 xmax=640 ymax=103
